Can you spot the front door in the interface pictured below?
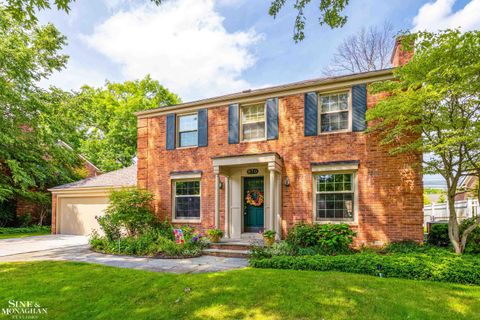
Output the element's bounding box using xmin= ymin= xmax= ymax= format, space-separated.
xmin=243 ymin=176 xmax=264 ymax=232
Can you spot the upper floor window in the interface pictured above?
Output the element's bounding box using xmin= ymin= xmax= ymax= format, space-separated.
xmin=319 ymin=91 xmax=350 ymax=133
xmin=177 ymin=114 xmax=198 ymax=147
xmin=241 ymin=103 xmax=266 ymax=141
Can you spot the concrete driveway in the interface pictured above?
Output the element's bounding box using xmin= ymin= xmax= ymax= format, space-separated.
xmin=0 ymin=234 xmax=88 ymax=257
xmin=0 ymin=235 xmax=248 ymax=273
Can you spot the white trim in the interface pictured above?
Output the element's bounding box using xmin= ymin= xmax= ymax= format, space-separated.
xmin=170 ymin=172 xmax=202 ymax=180
xmin=312 ymin=171 xmax=359 ymax=224
xmin=240 ymin=102 xmax=267 ymax=142
xmin=171 ymin=178 xmax=201 ymax=223
xmin=312 ymin=162 xmax=359 ymax=172
xmin=318 ymin=89 xmax=352 ymax=134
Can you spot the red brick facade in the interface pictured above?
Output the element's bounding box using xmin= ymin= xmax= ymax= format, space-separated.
xmin=137 ymin=82 xmax=423 ymax=246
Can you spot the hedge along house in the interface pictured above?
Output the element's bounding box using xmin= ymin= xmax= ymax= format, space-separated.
xmin=134 ymin=40 xmax=423 ymax=246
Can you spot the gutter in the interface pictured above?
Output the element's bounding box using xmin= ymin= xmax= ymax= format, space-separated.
xmin=135 ymin=68 xmax=394 ymax=119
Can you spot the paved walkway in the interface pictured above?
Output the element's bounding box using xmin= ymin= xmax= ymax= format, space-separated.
xmin=0 ymin=235 xmax=248 ymax=273
xmin=0 ymin=234 xmax=88 ymax=257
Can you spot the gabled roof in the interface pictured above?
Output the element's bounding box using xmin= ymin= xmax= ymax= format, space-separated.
xmin=49 ymin=164 xmax=137 ymax=191
xmin=135 ymin=68 xmax=394 ymax=118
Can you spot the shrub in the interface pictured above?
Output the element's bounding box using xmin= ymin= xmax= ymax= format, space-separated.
xmin=250 ymin=251 xmax=480 ymax=285
xmin=0 ymin=226 xmax=50 ymax=234
xmin=459 ymin=218 xmax=480 ymax=254
xmin=250 ymin=241 xmax=294 ymax=259
xmin=105 ymin=188 xmax=156 ymax=237
xmin=286 ymin=223 xmax=356 ymax=255
xmin=427 ymin=223 xmax=449 ymax=247
xmin=0 ymin=200 xmax=16 ymax=227
xmin=96 ymin=214 xmax=121 ymax=241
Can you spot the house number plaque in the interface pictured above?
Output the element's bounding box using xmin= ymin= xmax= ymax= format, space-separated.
xmin=246 ymin=168 xmax=259 ymax=175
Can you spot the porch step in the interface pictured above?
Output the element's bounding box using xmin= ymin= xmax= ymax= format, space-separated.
xmin=202 ymin=248 xmax=250 ymax=258
xmin=209 ymin=242 xmax=252 ymax=251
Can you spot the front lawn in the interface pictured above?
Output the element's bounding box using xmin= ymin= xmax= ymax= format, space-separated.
xmin=1 ymin=261 xmax=479 ymax=319
xmin=0 ymin=226 xmax=50 ymax=239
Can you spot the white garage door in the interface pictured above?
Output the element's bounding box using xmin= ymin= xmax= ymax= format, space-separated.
xmin=58 ymin=197 xmax=109 ymax=235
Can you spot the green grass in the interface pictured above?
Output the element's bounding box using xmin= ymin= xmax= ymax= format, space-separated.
xmin=1 ymin=262 xmax=479 ymax=319
xmin=0 ymin=226 xmax=50 ymax=239
xmin=0 ymin=231 xmax=50 ymax=239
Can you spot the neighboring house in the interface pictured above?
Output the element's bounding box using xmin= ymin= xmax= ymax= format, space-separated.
xmin=456 ymin=175 xmax=478 ymax=201
xmin=50 ymin=39 xmax=423 ymax=246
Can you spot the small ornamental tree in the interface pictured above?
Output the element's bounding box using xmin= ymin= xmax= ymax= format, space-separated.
xmin=105 ymin=188 xmax=156 ymax=237
xmin=367 ymin=29 xmax=480 ymax=254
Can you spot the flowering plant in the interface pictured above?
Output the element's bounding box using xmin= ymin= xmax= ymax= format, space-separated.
xmin=245 ymin=189 xmax=264 ymax=207
xmin=262 ymin=230 xmax=276 ymax=239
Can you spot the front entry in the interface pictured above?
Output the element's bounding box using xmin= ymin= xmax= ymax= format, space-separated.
xmin=243 ymin=176 xmax=264 ymax=232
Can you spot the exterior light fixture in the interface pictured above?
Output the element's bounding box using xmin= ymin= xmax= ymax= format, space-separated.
xmin=219 ymin=181 xmax=223 ymax=189
xmin=284 ymin=176 xmax=290 ymax=187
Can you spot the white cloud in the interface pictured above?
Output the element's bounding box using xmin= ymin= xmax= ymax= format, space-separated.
xmin=39 ymin=60 xmax=108 ymax=91
xmin=412 ymin=0 xmax=480 ymax=32
xmin=84 ymin=0 xmax=262 ymax=100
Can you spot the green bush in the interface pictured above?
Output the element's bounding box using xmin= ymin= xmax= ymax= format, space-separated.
xmin=90 ymin=224 xmax=208 ymax=258
xmin=96 ymin=214 xmax=121 ymax=242
xmin=250 ymin=251 xmax=480 ymax=285
xmin=0 ymin=226 xmax=50 ymax=234
xmin=460 ymin=218 xmax=480 ymax=254
xmin=427 ymin=223 xmax=450 ymax=247
xmin=250 ymin=241 xmax=295 ymax=259
xmin=286 ymin=223 xmax=356 ymax=255
xmin=105 ymin=188 xmax=156 ymax=237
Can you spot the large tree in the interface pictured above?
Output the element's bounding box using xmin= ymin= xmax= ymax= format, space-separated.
xmin=367 ymin=29 xmax=480 ymax=254
xmin=64 ymin=76 xmax=180 ymax=172
xmin=323 ymin=22 xmax=395 ymax=75
xmin=0 ymin=7 xmax=82 ymax=203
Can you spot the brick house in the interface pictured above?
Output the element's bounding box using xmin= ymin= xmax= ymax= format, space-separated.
xmin=133 ymin=40 xmax=423 ymax=246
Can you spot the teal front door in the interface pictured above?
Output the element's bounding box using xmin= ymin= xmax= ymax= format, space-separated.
xmin=243 ymin=177 xmax=264 ymax=232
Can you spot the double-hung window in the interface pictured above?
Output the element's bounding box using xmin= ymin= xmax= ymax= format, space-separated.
xmin=319 ymin=91 xmax=350 ymax=133
xmin=173 ymin=180 xmax=200 ymax=220
xmin=315 ymin=173 xmax=354 ymax=221
xmin=241 ymin=103 xmax=266 ymax=141
xmin=177 ymin=114 xmax=198 ymax=147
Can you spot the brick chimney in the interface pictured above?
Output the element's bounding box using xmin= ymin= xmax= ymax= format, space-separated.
xmin=391 ymin=36 xmax=414 ymax=67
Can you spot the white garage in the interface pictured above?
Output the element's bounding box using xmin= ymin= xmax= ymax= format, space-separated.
xmin=49 ymin=165 xmax=137 ymax=236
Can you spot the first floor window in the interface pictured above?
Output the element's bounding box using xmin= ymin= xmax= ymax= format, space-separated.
xmin=315 ymin=173 xmax=354 ymax=221
xmin=174 ymin=180 xmax=200 ymax=220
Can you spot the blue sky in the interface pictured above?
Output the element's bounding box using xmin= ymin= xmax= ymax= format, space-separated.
xmin=38 ymin=0 xmax=480 ymax=187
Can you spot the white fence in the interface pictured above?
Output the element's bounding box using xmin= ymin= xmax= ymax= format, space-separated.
xmin=424 ymin=199 xmax=479 ymax=226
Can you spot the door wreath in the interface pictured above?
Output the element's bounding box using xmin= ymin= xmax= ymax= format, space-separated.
xmin=245 ymin=189 xmax=264 ymax=207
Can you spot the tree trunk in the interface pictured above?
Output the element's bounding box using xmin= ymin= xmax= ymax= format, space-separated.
xmin=447 ymin=192 xmax=463 ymax=254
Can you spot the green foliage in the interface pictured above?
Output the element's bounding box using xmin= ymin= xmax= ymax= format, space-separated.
xmin=90 ymin=224 xmax=208 ymax=258
xmin=424 ymin=188 xmax=445 ymax=194
xmin=262 ymin=229 xmax=276 ymax=239
xmin=206 ymin=228 xmax=223 ymax=238
xmin=62 ymin=76 xmax=180 ymax=172
xmin=367 ymin=29 xmax=480 ymax=253
xmin=286 ymin=223 xmax=356 ymax=254
xmin=437 ymin=194 xmax=446 ymax=204
xmin=250 ymin=250 xmax=480 ymax=285
xmin=269 ymin=0 xmax=350 ymax=42
xmin=104 ymin=188 xmax=156 ymax=237
xmin=423 ymin=194 xmax=431 ymax=205
xmin=0 ymin=225 xmax=50 ymax=234
xmin=96 ymin=215 xmax=121 ymax=242
xmin=460 ymin=218 xmax=480 ymax=254
xmin=0 ymin=200 xmax=16 ymax=227
xmin=0 ymin=7 xmax=82 ymax=203
xmin=427 ymin=224 xmax=450 ymax=247
xmin=250 ymin=241 xmax=295 ymax=259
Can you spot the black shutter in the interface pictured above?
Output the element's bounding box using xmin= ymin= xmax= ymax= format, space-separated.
xmin=352 ymin=84 xmax=367 ymax=132
xmin=304 ymin=92 xmax=318 ymax=136
xmin=198 ymin=109 xmax=208 ymax=147
xmin=166 ymin=113 xmax=175 ymax=150
xmin=228 ymin=104 xmax=239 ymax=144
xmin=266 ymin=97 xmax=279 ymax=140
